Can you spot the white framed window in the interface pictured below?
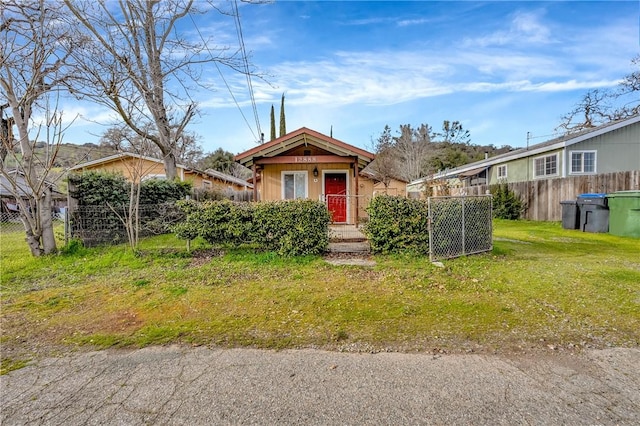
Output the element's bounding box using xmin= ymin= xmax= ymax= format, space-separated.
xmin=497 ymin=165 xmax=507 ymax=179
xmin=570 ymin=151 xmax=596 ymax=174
xmin=141 ymin=174 xmax=167 ymax=181
xmin=282 ymin=171 xmax=308 ymax=199
xmin=533 ymin=153 xmax=559 ymax=178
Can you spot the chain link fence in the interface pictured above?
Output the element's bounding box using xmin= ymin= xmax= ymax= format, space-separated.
xmin=1 ymin=211 xmax=65 ymax=236
xmin=69 ymin=203 xmax=184 ymax=247
xmin=428 ymin=195 xmax=493 ymax=261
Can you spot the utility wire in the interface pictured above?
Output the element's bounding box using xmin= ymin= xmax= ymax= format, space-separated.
xmin=187 ymin=11 xmax=258 ymax=142
xmin=232 ymin=0 xmax=262 ymax=141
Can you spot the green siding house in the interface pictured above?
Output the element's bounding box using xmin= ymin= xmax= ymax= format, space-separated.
xmin=409 ymin=114 xmax=640 ymax=196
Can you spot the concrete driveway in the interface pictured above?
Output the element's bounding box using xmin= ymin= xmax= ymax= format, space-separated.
xmin=1 ymin=346 xmax=639 ymax=425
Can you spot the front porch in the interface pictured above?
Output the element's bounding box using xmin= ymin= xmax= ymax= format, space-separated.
xmin=329 ymin=224 xmax=367 ymax=242
xmin=321 ymin=193 xmax=372 ymax=226
xmin=327 ymin=224 xmax=370 ymax=255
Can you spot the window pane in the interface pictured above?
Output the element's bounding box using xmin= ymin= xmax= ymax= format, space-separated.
xmin=535 ymin=158 xmax=544 ymax=177
xmin=284 ymin=174 xmax=294 ymax=199
xmin=584 ymin=152 xmax=595 ymax=172
xmin=294 ymin=173 xmax=306 ymax=198
xmin=571 ymin=153 xmax=582 ymax=173
xmin=546 ymin=155 xmax=557 ymax=175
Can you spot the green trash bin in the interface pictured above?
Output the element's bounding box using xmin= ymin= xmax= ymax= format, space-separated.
xmin=607 ymin=191 xmax=640 ymax=238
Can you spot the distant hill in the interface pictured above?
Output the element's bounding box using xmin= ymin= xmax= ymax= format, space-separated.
xmin=3 ymin=142 xmax=118 ymax=170
xmin=2 ymin=143 xmax=119 ymax=194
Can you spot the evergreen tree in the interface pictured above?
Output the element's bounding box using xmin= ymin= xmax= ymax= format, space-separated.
xmin=270 ymin=104 xmax=276 ymax=141
xmin=279 ymin=93 xmax=286 ymax=137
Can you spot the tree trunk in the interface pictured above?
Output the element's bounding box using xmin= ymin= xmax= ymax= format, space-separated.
xmin=163 ymin=152 xmax=178 ymax=181
xmin=39 ymin=188 xmax=57 ymax=254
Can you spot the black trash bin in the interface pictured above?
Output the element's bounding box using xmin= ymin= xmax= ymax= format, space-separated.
xmin=560 ymin=200 xmax=579 ymax=229
xmin=577 ymin=193 xmax=609 ymax=233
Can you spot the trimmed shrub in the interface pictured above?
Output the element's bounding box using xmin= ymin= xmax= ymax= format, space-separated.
xmin=139 ymin=179 xmax=191 ymax=205
xmin=252 ymin=200 xmax=330 ymax=256
xmin=174 ymin=199 xmax=330 ymax=256
xmin=363 ymin=195 xmax=430 ymax=254
xmin=67 ymin=171 xmax=129 ymax=206
xmin=68 ymin=171 xmax=192 ymax=206
xmin=67 ymin=171 xmax=192 ymax=245
xmin=174 ymin=199 xmax=252 ymax=247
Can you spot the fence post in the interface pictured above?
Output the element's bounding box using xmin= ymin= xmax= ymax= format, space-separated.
xmin=428 ymin=197 xmax=433 ymax=262
xmin=461 ymin=197 xmax=466 ymax=256
xmin=64 ymin=208 xmax=69 ymax=246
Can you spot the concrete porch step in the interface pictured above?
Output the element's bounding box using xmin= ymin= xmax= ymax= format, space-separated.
xmin=327 ymin=241 xmax=371 ymax=254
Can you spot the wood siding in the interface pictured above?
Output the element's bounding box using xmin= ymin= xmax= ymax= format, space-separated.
xmin=73 ymin=157 xmax=248 ymax=191
xmin=260 ymin=163 xmax=357 ymax=201
xmin=453 ymin=170 xmax=640 ymax=221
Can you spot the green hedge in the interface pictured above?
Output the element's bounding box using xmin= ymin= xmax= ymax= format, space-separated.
xmin=67 ymin=171 xmax=192 ymax=245
xmin=362 ymin=195 xmax=430 ymax=254
xmin=68 ymin=171 xmax=191 ymax=206
xmin=174 ymin=199 xmax=330 ymax=256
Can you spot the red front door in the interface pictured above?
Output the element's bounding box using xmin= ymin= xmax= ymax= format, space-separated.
xmin=325 ymin=173 xmax=347 ymax=223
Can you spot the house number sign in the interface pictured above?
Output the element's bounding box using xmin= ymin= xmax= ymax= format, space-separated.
xmin=295 ymin=156 xmax=317 ymax=163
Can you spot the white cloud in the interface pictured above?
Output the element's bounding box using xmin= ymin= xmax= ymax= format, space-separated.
xmin=463 ymin=9 xmax=553 ymax=48
xmin=197 ymin=46 xmax=621 ymax=111
xmin=397 ymin=18 xmax=430 ymax=27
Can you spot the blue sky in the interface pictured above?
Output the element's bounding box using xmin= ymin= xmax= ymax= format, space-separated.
xmin=62 ymin=1 xmax=640 ymax=155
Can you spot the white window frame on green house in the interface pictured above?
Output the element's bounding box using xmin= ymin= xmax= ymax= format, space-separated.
xmin=281 ymin=171 xmax=308 ymax=200
xmin=533 ymin=153 xmax=559 ymax=178
xmin=496 ymin=164 xmax=507 ymax=179
xmin=569 ymin=150 xmax=596 ymax=174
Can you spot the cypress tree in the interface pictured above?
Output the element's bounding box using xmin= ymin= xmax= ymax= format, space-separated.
xmin=279 ymin=93 xmax=286 ymax=137
xmin=270 ymin=104 xmax=276 ymax=141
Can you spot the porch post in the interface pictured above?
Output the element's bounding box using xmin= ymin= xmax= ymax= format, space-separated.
xmin=354 ymin=156 xmax=359 ymax=225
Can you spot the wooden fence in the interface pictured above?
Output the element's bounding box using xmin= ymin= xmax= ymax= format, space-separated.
xmin=451 ymin=170 xmax=640 ymax=221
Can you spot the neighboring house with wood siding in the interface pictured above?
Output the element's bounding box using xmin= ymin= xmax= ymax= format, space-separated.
xmin=69 ymin=152 xmax=252 ymax=193
xmin=409 ymin=114 xmax=640 ymax=196
xmin=235 ymin=127 xmax=393 ymax=224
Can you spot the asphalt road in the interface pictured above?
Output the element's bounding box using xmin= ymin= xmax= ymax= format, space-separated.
xmin=1 ymin=346 xmax=639 ymax=425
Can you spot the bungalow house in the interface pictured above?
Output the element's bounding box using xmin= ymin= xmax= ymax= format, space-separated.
xmin=408 ymin=115 xmax=640 ymax=220
xmin=235 ymin=127 xmax=393 ymax=224
xmin=409 ymin=114 xmax=640 ymax=196
xmin=69 ymin=152 xmax=252 ymax=193
xmin=1 ymin=169 xmax=66 ymax=217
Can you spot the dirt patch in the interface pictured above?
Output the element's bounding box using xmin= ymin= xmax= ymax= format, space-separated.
xmin=189 ymin=248 xmax=224 ymax=267
xmin=323 ymin=252 xmax=376 ymax=267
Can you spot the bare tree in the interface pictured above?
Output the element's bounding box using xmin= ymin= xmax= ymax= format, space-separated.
xmin=556 ymin=89 xmax=612 ymax=134
xmin=612 ymin=54 xmax=640 ymax=119
xmin=63 ymin=0 xmax=245 ymax=180
xmin=393 ymin=124 xmax=433 ymax=182
xmin=557 ymin=57 xmax=640 ymax=134
xmin=1 ymin=0 xmax=76 ymax=256
xmin=367 ymin=125 xmax=398 ymax=188
xmin=100 ymin=125 xmax=203 ymax=168
xmin=100 ymin=126 xmax=160 ymax=159
xmin=436 ymin=120 xmax=471 ymax=145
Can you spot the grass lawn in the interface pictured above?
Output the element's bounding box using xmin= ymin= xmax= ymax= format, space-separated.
xmin=1 ymin=220 xmax=639 ymax=373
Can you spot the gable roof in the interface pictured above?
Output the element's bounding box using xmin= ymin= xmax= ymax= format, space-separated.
xmin=70 ymin=152 xmax=252 ymax=189
xmin=235 ymin=127 xmax=375 ymax=169
xmin=1 ymin=169 xmax=65 ymax=199
xmin=410 ymin=114 xmax=640 ymax=184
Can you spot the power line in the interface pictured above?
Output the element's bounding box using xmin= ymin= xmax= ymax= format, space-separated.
xmin=232 ymin=0 xmax=261 ymax=141
xmin=187 ymin=11 xmax=258 ymax=143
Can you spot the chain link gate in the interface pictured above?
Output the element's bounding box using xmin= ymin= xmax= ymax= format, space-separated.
xmin=428 ymin=195 xmax=493 ymax=261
